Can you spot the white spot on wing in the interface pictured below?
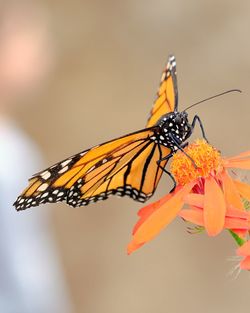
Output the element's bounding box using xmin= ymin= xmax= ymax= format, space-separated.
xmin=37 ymin=183 xmax=49 ymax=192
xmin=58 ymin=166 xmax=68 ymax=174
xmin=41 ymin=192 xmax=49 ymax=198
xmin=86 ymin=165 xmax=95 ymax=173
xmin=61 ymin=159 xmax=72 ymax=167
xmin=41 ymin=171 xmax=51 ymax=180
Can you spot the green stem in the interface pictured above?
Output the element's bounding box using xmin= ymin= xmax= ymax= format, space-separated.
xmin=228 ymin=198 xmax=250 ymax=246
xmin=228 ymin=229 xmax=246 ymax=247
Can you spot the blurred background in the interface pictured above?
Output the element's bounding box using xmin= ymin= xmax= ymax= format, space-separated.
xmin=0 ymin=0 xmax=250 ymax=312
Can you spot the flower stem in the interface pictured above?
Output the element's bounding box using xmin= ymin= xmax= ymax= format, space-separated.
xmin=228 ymin=230 xmax=246 ymax=247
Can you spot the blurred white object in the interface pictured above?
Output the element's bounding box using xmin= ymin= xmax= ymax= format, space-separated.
xmin=0 ymin=117 xmax=72 ymax=313
xmin=0 ymin=1 xmax=72 ymax=312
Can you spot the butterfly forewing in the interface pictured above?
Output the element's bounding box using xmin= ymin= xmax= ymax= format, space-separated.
xmin=146 ymin=55 xmax=178 ymax=127
xmin=14 ymin=127 xmax=171 ymax=210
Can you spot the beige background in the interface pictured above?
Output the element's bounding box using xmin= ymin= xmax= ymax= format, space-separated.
xmin=8 ymin=0 xmax=250 ymax=312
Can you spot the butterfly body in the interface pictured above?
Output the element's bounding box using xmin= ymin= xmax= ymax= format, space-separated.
xmin=14 ymin=55 xmax=206 ymax=210
xmin=154 ymin=111 xmax=192 ymax=150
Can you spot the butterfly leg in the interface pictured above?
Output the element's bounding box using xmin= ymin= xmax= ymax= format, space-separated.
xmin=156 ymin=142 xmax=188 ymax=166
xmin=156 ymin=152 xmax=176 ymax=192
xmin=191 ymin=115 xmax=209 ymax=142
xmin=156 ymin=142 xmax=192 ymax=192
xmin=157 ymin=162 xmax=177 ymax=193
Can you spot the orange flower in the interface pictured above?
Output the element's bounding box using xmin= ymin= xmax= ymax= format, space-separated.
xmin=237 ymin=240 xmax=250 ymax=270
xmin=128 ymin=140 xmax=250 ymax=254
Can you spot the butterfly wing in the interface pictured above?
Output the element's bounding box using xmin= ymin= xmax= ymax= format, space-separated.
xmin=146 ymin=55 xmax=178 ymax=127
xmin=14 ymin=127 xmax=171 ymax=210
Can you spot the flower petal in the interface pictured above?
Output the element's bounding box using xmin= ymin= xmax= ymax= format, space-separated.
xmin=223 ymin=159 xmax=250 ymax=170
xmin=226 ymin=150 xmax=250 ymax=161
xmin=180 ymin=204 xmax=250 ymax=230
xmin=230 ymin=229 xmax=248 ymax=238
xmin=224 ymin=217 xmax=249 ymax=230
xmin=179 ymin=209 xmax=204 ymax=226
xmin=127 ymin=182 xmax=195 ymax=254
xmin=226 ymin=207 xmax=250 ymax=219
xmin=220 ymin=170 xmax=244 ymax=211
xmin=233 ymin=180 xmax=250 ymax=202
xmin=132 ymin=193 xmax=173 ymax=235
xmin=239 ymin=256 xmax=250 ymax=270
xmin=237 ymin=240 xmax=250 ymax=256
xmin=204 ymin=176 xmax=226 ymax=236
xmin=126 ymin=241 xmax=144 ymax=255
xmin=184 ymin=193 xmax=204 ymax=208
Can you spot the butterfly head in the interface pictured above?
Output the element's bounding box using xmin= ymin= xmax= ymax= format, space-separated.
xmin=174 ymin=111 xmax=188 ymax=125
xmin=170 ymin=111 xmax=191 ymax=141
xmin=157 ymin=111 xmax=189 ymax=130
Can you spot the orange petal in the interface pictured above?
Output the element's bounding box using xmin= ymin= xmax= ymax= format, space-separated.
xmin=179 ymin=209 xmax=204 ymax=226
xmin=240 ymin=256 xmax=250 ymax=270
xmin=224 ymin=217 xmax=249 ymax=230
xmin=237 ymin=240 xmax=250 ymax=256
xmin=137 ymin=192 xmax=174 ymax=218
xmin=226 ymin=207 xmax=250 ymax=219
xmin=180 ymin=206 xmax=250 ymax=230
xmin=132 ymin=190 xmax=177 ymax=235
xmin=204 ymin=176 xmax=226 ymax=236
xmin=132 ymin=193 xmax=173 ymax=235
xmin=127 ymin=182 xmax=195 ymax=254
xmin=189 ymin=205 xmax=203 ymax=212
xmin=127 ymin=241 xmax=144 ymax=255
xmin=184 ymin=193 xmax=204 ymax=208
xmin=230 ymin=229 xmax=248 ymax=238
xmin=180 ymin=209 xmax=250 ymax=230
xmin=224 ymin=159 xmax=250 ymax=170
xmin=226 ymin=150 xmax=250 ymax=161
xmin=233 ymin=180 xmax=250 ymax=202
xmin=220 ymin=171 xmax=244 ymax=211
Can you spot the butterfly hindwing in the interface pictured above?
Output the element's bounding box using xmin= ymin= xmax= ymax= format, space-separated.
xmin=146 ymin=55 xmax=178 ymax=127
xmin=14 ymin=127 xmax=171 ymax=210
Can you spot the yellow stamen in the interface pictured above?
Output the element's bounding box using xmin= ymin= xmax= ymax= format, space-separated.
xmin=170 ymin=139 xmax=223 ymax=185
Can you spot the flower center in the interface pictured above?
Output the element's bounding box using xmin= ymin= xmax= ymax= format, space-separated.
xmin=170 ymin=139 xmax=223 ymax=185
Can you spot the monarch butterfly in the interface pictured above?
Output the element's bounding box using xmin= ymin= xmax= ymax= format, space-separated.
xmin=14 ymin=55 xmax=207 ymax=211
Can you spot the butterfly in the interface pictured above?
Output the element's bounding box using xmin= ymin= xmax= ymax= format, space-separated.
xmin=14 ymin=55 xmax=207 ymax=210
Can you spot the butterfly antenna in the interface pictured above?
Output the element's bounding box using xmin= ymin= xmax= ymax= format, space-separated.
xmin=184 ymin=89 xmax=242 ymax=111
